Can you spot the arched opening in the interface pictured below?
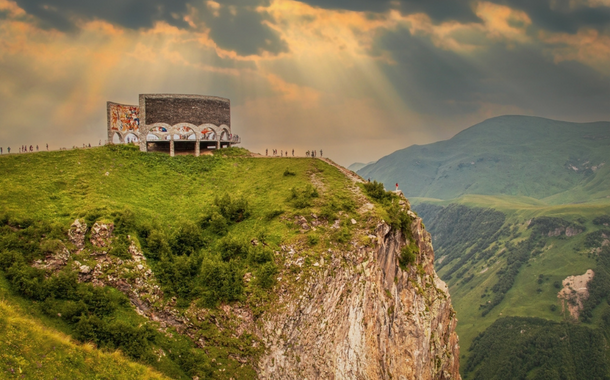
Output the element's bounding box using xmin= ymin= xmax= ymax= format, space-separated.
xmin=201 ymin=128 xmax=217 ymax=141
xmin=112 ymin=132 xmax=122 ymax=144
xmin=124 ymin=132 xmax=139 ymax=144
xmin=173 ymin=126 xmax=197 ymax=155
xmin=146 ymin=126 xmax=170 ymax=153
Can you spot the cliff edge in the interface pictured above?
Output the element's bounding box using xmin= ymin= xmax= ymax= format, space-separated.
xmin=258 ymin=160 xmax=460 ymax=379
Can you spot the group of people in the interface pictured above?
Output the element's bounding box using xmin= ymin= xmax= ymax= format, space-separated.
xmin=0 ymin=144 xmax=49 ymax=154
xmin=266 ymin=149 xmax=295 ymax=157
xmin=264 ymin=149 xmax=323 ymax=158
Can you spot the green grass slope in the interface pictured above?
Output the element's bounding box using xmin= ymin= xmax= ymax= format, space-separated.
xmin=0 ymin=145 xmax=378 ymax=379
xmin=0 ymin=285 xmax=168 ymax=380
xmin=358 ymin=115 xmax=610 ymax=203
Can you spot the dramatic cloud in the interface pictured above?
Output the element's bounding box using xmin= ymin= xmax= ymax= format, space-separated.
xmin=0 ymin=0 xmax=609 ymax=165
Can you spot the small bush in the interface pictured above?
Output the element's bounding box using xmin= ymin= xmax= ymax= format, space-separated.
xmin=214 ymin=194 xmax=250 ymax=223
xmin=145 ymin=229 xmax=171 ymax=259
xmin=255 ymin=262 xmax=278 ymax=289
xmin=363 ymin=181 xmax=392 ymax=203
xmin=287 ymin=185 xmax=319 ymax=209
xmin=283 ymin=169 xmax=296 ymax=177
xmin=200 ymin=259 xmax=244 ymax=307
xmin=399 ymin=243 xmax=418 ymax=269
xmin=217 ymin=236 xmax=249 ymax=261
xmin=109 ymin=234 xmax=131 ymax=259
xmin=171 ymin=221 xmax=205 ymax=256
xmin=208 ymin=212 xmax=229 ymax=235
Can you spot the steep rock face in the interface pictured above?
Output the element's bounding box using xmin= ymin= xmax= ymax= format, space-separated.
xmin=257 ymin=215 xmax=460 ymax=380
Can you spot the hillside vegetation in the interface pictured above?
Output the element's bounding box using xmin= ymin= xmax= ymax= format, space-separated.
xmin=0 ymin=145 xmax=416 ymax=379
xmin=358 ymin=116 xmax=610 ymax=203
xmin=413 ymin=197 xmax=610 ymax=379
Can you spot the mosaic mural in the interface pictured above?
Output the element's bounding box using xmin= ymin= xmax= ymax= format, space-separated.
xmin=109 ymin=104 xmax=140 ymax=133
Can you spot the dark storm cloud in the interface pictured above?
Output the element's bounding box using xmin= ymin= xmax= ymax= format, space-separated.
xmin=297 ymin=0 xmax=610 ymax=32
xmin=198 ymin=3 xmax=289 ymax=56
xmin=377 ymin=26 xmax=610 ymax=119
xmin=12 ymin=0 xmax=287 ymax=56
xmin=493 ymin=0 xmax=610 ymax=33
xmin=296 ymin=0 xmax=480 ymax=23
xmin=13 ymin=0 xmax=191 ymax=31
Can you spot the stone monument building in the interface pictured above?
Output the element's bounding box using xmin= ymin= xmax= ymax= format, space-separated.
xmin=107 ymin=94 xmax=240 ymax=156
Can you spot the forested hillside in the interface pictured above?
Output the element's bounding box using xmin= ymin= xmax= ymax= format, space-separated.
xmin=414 ymin=199 xmax=610 ymax=379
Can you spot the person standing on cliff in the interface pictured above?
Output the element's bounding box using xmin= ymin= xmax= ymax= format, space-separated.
xmin=320 ymin=149 xmax=323 ymax=157
xmin=46 ymin=143 xmax=49 ymax=151
xmin=7 ymin=147 xmax=9 ymax=153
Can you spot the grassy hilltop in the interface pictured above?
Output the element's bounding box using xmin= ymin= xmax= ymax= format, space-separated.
xmin=0 ymin=145 xmax=381 ymax=379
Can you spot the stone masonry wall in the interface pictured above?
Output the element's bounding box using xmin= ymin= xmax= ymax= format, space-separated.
xmin=140 ymin=94 xmax=230 ymax=127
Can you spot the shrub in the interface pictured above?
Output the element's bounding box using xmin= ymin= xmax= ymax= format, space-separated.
xmin=287 ymin=185 xmax=319 ymax=209
xmin=214 ymin=194 xmax=250 ymax=223
xmin=255 ymin=262 xmax=278 ymax=289
xmin=363 ymin=181 xmax=392 ymax=203
xmin=283 ymin=169 xmax=296 ymax=177
xmin=593 ymin=215 xmax=610 ymax=226
xmin=208 ymin=212 xmax=229 ymax=235
xmin=399 ymin=243 xmax=418 ymax=269
xmin=248 ymin=246 xmax=273 ymax=264
xmin=112 ymin=208 xmax=137 ymax=234
xmin=109 ymin=234 xmax=131 ymax=259
xmin=217 ymin=236 xmax=249 ymax=261
xmin=171 ymin=221 xmax=205 ymax=256
xmin=145 ymin=229 xmax=171 ymax=259
xmin=386 ymin=202 xmax=413 ymax=236
xmin=200 ymin=259 xmax=244 ymax=307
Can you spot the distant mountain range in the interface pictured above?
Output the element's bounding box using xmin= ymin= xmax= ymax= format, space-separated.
xmin=347 ymin=161 xmax=375 ymax=172
xmin=357 ymin=115 xmax=610 ymax=203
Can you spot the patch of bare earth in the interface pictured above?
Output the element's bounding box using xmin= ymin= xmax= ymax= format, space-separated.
xmin=558 ymin=269 xmax=595 ymax=320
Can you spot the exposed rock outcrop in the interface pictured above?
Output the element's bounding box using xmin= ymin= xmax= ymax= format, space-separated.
xmin=558 ymin=269 xmax=595 ymax=320
xmin=257 ymin=215 xmax=460 ymax=379
xmin=68 ymin=219 xmax=87 ymax=249
xmin=90 ymin=222 xmax=114 ymax=247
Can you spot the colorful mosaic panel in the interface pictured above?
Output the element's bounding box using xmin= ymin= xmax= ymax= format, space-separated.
xmin=110 ymin=104 xmax=140 ymax=133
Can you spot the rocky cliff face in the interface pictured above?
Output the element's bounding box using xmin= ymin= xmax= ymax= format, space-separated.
xmin=257 ymin=210 xmax=460 ymax=379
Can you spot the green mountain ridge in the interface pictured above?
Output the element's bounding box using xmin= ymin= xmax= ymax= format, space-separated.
xmin=358 ymin=115 xmax=610 ymax=203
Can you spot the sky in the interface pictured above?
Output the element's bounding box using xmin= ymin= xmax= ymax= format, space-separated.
xmin=0 ymin=0 xmax=609 ymax=166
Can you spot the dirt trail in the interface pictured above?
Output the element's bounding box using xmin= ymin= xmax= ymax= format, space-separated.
xmin=317 ymin=157 xmax=364 ymax=184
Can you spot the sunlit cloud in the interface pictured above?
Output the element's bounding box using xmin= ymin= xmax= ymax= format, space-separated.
xmin=540 ymin=27 xmax=610 ymax=75
xmin=0 ymin=0 xmax=608 ymax=165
